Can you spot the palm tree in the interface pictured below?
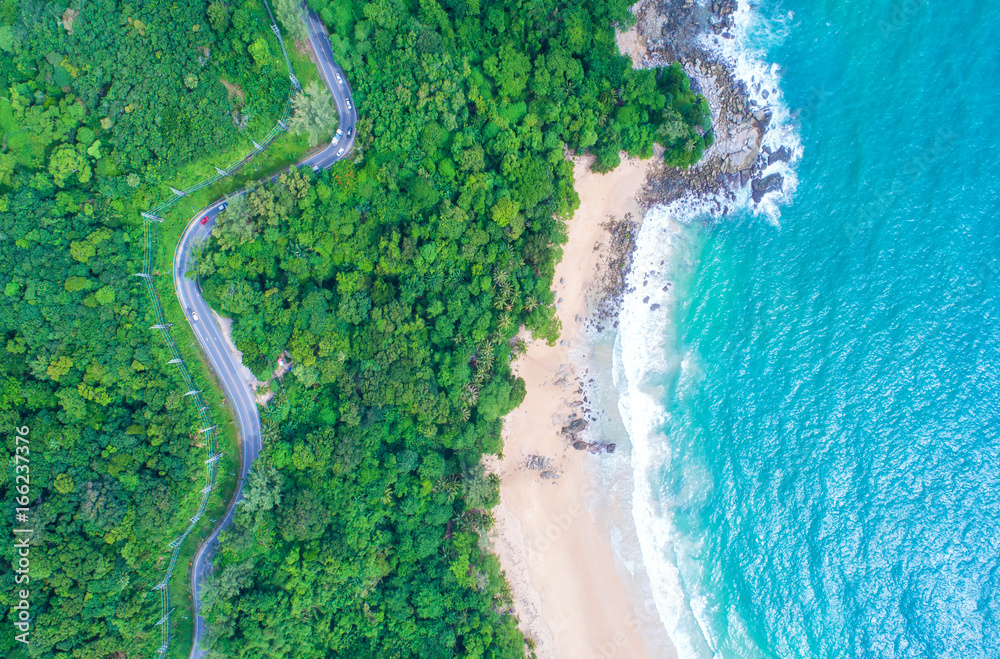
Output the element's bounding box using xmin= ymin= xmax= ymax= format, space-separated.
xmin=262 ymin=421 xmax=280 ymax=443
xmin=477 ymin=347 xmax=495 ymax=370
xmin=473 ymin=369 xmax=488 ymax=386
xmin=271 ymin=390 xmax=288 ymax=408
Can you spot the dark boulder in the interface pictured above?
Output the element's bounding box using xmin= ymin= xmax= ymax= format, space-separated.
xmin=752 ymin=173 xmax=784 ymax=203
xmin=767 ymin=145 xmax=792 ymax=166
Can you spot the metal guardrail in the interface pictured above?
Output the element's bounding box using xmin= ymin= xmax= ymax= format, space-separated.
xmin=138 ymin=2 xmax=298 ymax=655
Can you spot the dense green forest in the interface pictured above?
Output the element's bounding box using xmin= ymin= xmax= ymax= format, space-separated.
xmin=0 ymin=0 xmax=297 ymax=656
xmin=193 ymin=0 xmax=710 ymax=656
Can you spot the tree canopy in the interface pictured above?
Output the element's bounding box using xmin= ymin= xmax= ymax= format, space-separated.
xmin=0 ymin=0 xmax=298 ymax=656
xmin=191 ymin=0 xmax=710 ymax=655
xmin=290 ymin=80 xmax=339 ymax=146
xmin=0 ymin=0 xmax=709 ymax=655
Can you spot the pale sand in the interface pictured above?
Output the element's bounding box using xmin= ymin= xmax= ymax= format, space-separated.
xmin=491 ymin=152 xmax=675 ymax=659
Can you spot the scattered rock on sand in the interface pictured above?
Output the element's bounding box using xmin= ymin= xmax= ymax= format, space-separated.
xmin=525 ymin=454 xmax=549 ymax=470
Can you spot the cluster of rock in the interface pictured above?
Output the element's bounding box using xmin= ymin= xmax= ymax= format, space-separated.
xmin=707 ymin=0 xmax=739 ymax=36
xmin=541 ymin=360 xmax=617 ymax=458
xmin=639 ymin=273 xmax=671 ymax=311
xmin=580 ymin=213 xmax=639 ymax=335
xmin=523 ymin=454 xmax=561 ymax=480
xmin=576 ymin=440 xmax=617 ymax=454
xmin=560 ymin=404 xmax=616 ymax=454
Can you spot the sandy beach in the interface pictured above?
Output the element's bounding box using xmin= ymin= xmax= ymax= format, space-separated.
xmin=491 ymin=152 xmax=676 ymax=659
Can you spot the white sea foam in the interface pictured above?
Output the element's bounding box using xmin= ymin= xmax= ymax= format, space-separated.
xmin=615 ymin=198 xmax=719 ymax=658
xmin=612 ymin=1 xmax=800 ymax=654
xmin=700 ymin=0 xmax=802 ymax=223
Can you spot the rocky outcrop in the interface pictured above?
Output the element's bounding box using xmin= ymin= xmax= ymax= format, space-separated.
xmin=718 ymin=123 xmax=764 ymax=173
xmin=620 ymin=0 xmax=793 ymax=212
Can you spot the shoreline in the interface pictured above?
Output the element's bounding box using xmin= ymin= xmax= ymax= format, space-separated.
xmin=492 ymin=1 xmax=800 ymax=654
xmin=491 ymin=152 xmax=676 ymax=659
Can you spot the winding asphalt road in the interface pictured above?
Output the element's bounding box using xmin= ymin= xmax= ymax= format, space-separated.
xmin=179 ymin=9 xmax=356 ymax=658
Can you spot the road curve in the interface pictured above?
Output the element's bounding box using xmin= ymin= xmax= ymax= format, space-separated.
xmin=181 ymin=10 xmax=356 ymax=658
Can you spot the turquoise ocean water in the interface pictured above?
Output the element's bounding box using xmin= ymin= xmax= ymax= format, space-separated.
xmin=616 ymin=0 xmax=1000 ymax=656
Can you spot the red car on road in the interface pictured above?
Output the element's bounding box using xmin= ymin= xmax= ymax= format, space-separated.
xmin=200 ymin=216 xmax=209 ymax=225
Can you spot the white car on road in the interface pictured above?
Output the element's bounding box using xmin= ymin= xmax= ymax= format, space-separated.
xmin=336 ymin=72 xmax=343 ymax=84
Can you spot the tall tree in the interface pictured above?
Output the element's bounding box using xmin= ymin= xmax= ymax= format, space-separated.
xmin=289 ymin=80 xmax=338 ymax=146
xmin=275 ymin=0 xmax=309 ymax=44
